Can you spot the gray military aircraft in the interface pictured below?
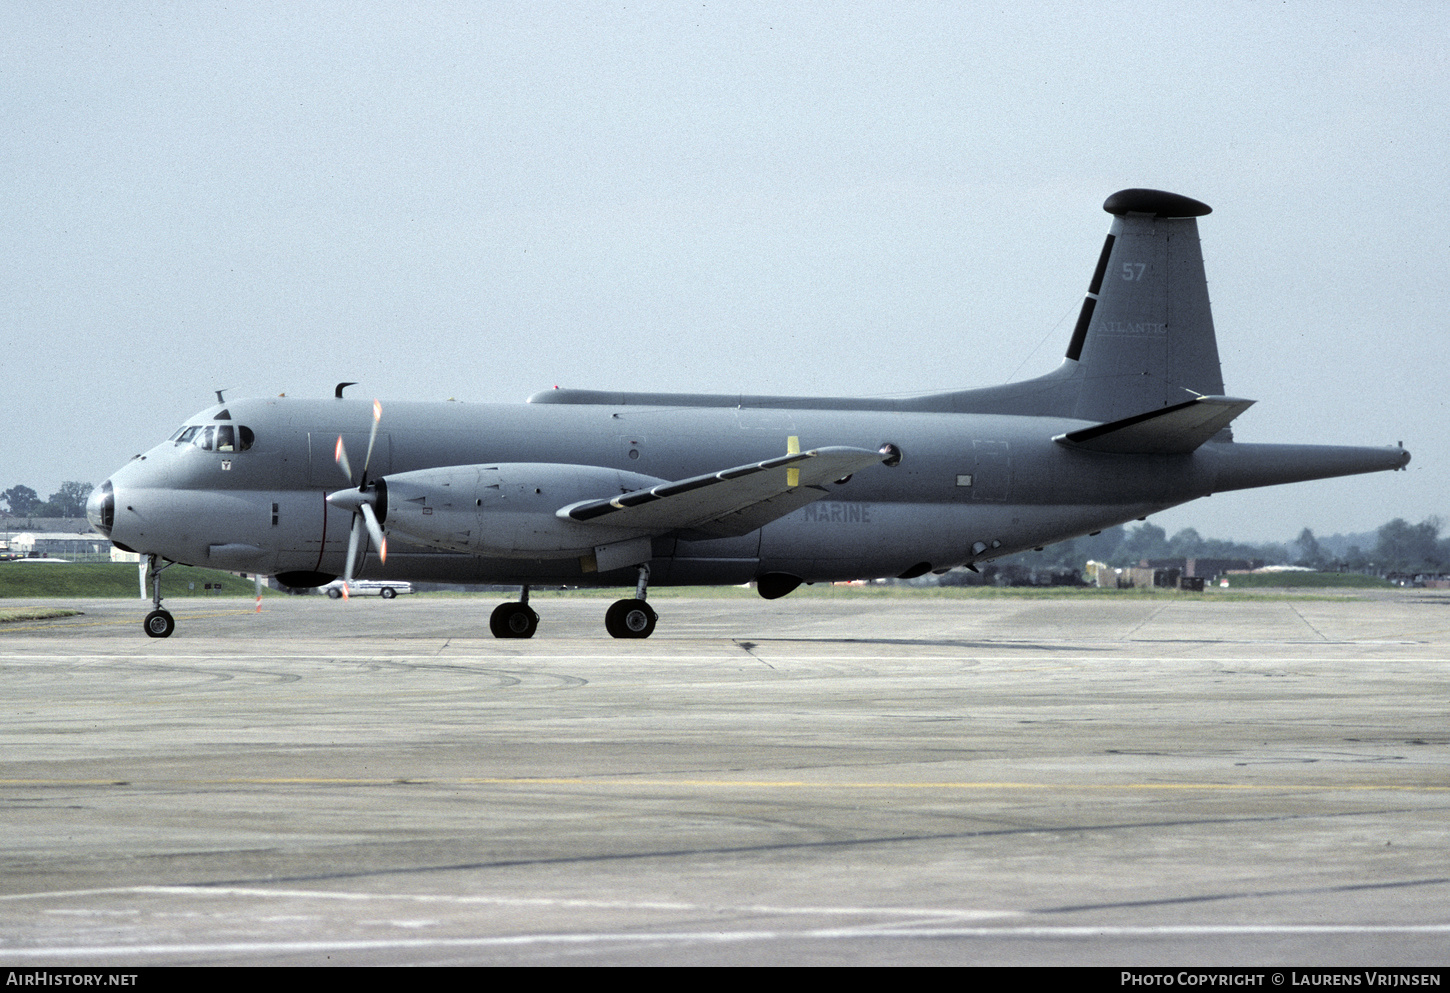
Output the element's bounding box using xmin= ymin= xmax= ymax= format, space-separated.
xmin=88 ymin=189 xmax=1409 ymax=639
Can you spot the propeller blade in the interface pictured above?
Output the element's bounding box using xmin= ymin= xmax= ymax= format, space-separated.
xmin=341 ymin=513 xmax=362 ymax=599
xmin=334 ymin=435 xmax=354 ymax=482
xmin=336 ymin=400 xmax=385 ymax=593
xmin=359 ymin=501 xmax=387 ymax=564
xmin=360 ymin=399 xmax=382 ymax=482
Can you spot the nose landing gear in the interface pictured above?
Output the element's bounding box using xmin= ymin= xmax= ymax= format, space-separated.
xmin=142 ymin=554 xmax=176 ymax=638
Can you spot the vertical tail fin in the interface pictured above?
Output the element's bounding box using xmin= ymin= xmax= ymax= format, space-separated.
xmin=1067 ymin=189 xmax=1226 ymax=424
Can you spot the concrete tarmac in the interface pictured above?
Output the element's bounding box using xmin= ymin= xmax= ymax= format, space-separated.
xmin=1 ymin=591 xmax=1448 ymax=966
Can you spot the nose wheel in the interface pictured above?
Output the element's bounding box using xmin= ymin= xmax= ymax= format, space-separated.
xmin=141 ymin=554 xmax=177 ymax=638
xmin=144 ymin=609 xmax=175 ymax=638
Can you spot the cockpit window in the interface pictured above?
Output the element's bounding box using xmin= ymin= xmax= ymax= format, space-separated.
xmin=174 ymin=423 xmax=254 ymax=451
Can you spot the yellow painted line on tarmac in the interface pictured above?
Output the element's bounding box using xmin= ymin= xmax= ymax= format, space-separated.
xmin=0 ymin=777 xmax=1445 ymax=792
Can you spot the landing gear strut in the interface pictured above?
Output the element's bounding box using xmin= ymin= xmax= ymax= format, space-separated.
xmin=490 ymin=586 xmax=539 ymax=639
xmin=142 ymin=554 xmax=176 ymax=638
xmin=605 ymin=564 xmax=657 ymax=639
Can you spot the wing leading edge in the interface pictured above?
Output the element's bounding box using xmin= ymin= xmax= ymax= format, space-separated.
xmin=559 ymin=446 xmax=888 ymax=539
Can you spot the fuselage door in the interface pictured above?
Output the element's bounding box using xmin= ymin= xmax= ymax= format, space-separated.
xmin=970 ymin=440 xmax=1012 ymax=502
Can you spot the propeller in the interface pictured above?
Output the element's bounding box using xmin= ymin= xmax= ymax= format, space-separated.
xmin=326 ymin=399 xmax=386 ymax=598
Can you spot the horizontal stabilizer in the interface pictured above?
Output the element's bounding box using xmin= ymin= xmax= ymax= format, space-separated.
xmin=558 ymin=446 xmax=886 ymax=539
xmin=1053 ymin=396 xmax=1255 ymax=455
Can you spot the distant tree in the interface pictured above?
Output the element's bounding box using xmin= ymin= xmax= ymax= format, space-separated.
xmin=2 ymin=485 xmax=39 ymax=516
xmin=985 ymin=519 xmax=1443 ymax=578
xmin=1375 ymin=517 xmax=1442 ymax=573
xmin=1294 ymin=528 xmax=1324 ymax=568
xmin=47 ymin=481 xmax=93 ymax=518
xmin=1168 ymin=527 xmax=1205 ymax=557
xmin=1117 ymin=523 xmax=1169 ymax=564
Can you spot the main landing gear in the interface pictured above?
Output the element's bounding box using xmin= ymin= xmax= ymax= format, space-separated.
xmin=604 ymin=598 xmax=656 ymax=639
xmin=487 ymin=565 xmax=660 ymax=640
xmin=604 ymin=564 xmax=656 ymax=639
xmin=490 ymin=586 xmax=539 ymax=639
xmin=142 ymin=554 xmax=176 ymax=638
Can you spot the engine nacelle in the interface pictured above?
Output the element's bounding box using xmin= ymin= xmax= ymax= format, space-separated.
xmin=381 ymin=463 xmax=664 ymax=558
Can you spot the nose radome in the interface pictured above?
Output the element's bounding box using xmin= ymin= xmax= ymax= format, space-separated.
xmin=86 ymin=480 xmax=115 ymax=537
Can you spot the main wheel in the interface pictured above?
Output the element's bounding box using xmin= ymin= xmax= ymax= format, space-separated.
xmin=143 ymin=609 xmax=175 ymax=638
xmin=380 ymin=587 xmax=396 ymax=599
xmin=605 ymin=598 xmax=656 ymax=639
xmin=489 ymin=602 xmax=539 ymax=639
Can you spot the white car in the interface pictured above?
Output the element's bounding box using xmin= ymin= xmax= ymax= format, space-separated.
xmin=321 ymin=579 xmax=414 ymax=599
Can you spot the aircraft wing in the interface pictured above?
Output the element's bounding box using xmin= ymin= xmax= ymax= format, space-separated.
xmin=558 ymin=446 xmax=887 ymax=539
xmin=1053 ymin=395 xmax=1256 ymax=454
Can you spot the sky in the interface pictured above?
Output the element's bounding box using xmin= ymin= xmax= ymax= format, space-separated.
xmin=3 ymin=1 xmax=1445 ymax=543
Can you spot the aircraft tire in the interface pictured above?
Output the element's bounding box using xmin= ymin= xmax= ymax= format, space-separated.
xmin=490 ymin=602 xmax=538 ymax=639
xmin=605 ymin=598 xmax=656 ymax=639
xmin=380 ymin=587 xmax=396 ymax=599
xmin=143 ymin=610 xmax=175 ymax=638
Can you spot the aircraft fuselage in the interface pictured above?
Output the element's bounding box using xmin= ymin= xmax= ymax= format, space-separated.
xmin=96 ymin=395 xmax=1402 ymax=590
xmin=88 ymin=189 xmax=1411 ymax=638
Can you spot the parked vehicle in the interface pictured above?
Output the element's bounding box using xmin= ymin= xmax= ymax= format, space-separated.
xmin=320 ymin=579 xmax=413 ymax=600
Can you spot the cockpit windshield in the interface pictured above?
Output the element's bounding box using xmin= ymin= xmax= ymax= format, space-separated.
xmin=172 ymin=424 xmax=255 ymax=451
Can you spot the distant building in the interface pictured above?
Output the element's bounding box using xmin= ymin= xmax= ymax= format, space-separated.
xmin=9 ymin=532 xmax=111 ymax=558
xmin=2 ymin=518 xmax=118 ymax=561
xmin=1086 ymin=557 xmax=1261 ymax=589
xmin=1147 ymin=557 xmax=1263 ymax=581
